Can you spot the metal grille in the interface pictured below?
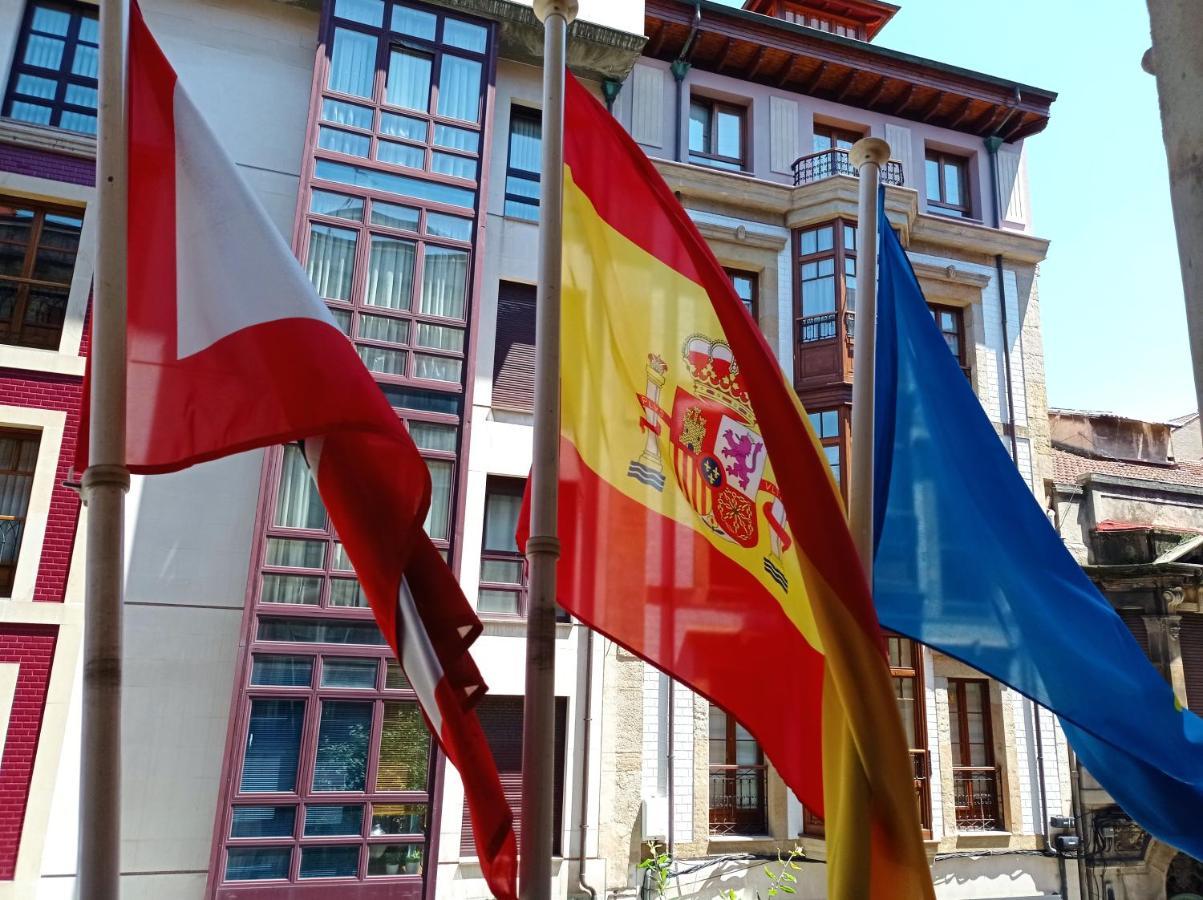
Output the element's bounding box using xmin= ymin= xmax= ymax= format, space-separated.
xmin=953 ymin=766 xmax=1002 ymax=831
xmin=792 ymin=148 xmax=905 ymax=187
xmin=708 ymin=766 xmax=767 ymax=836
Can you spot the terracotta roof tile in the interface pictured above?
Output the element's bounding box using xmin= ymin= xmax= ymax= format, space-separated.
xmin=1051 ymin=446 xmax=1203 ymax=489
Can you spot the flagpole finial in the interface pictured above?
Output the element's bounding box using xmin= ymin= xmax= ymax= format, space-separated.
xmin=850 ymin=137 xmax=891 ymax=169
xmin=534 ymin=0 xmax=578 ymax=24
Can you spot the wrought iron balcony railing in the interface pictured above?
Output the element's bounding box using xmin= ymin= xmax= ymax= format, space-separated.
xmin=953 ymin=766 xmax=1003 ymax=831
xmin=792 ymin=147 xmax=905 ymax=188
xmin=709 ymin=765 xmax=767 ymax=837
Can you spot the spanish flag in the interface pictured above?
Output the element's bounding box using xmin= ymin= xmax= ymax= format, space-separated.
xmin=549 ymin=73 xmax=933 ymax=898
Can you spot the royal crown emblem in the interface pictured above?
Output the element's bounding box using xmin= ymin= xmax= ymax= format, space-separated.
xmin=627 ymin=335 xmax=792 ymax=592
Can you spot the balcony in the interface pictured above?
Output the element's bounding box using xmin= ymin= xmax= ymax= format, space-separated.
xmin=792 ymin=147 xmax=905 ymax=188
xmin=709 ymin=765 xmax=767 ymax=837
xmin=953 ymin=766 xmax=1003 ymax=831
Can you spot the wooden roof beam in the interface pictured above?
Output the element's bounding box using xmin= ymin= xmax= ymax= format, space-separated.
xmin=646 ymin=21 xmax=670 ymax=59
xmin=894 ymin=83 xmax=917 ymax=116
xmin=775 ymin=54 xmax=802 ymax=88
xmin=835 ymin=68 xmax=859 ymax=103
xmin=713 ymin=36 xmax=735 ymax=74
xmin=974 ymin=105 xmax=1009 ymax=135
xmin=747 ymin=45 xmax=770 ymax=80
xmin=919 ymin=90 xmax=946 ymax=122
xmin=948 ymin=97 xmax=975 ymax=129
xmin=865 ymin=75 xmax=890 ymax=110
xmin=799 ymin=60 xmax=829 ymax=93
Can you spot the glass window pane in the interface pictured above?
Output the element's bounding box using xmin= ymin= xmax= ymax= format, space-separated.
xmin=71 ymin=43 xmax=97 ymax=78
xmin=329 ymin=577 xmax=367 ymax=608
xmin=413 ymin=353 xmax=462 ymax=383
xmin=386 ymin=49 xmax=432 ymax=112
xmin=816 ymin=226 xmax=834 ymax=252
xmin=424 ymin=459 xmax=453 ymax=540
xmin=331 ymin=543 xmax=354 ymax=572
xmin=257 ymin=617 xmax=387 ymax=645
xmin=300 ymin=845 xmax=360 ymax=878
xmin=359 ymin=313 xmax=409 ymax=345
xmin=23 ymin=33 xmax=63 ymax=70
xmin=481 ymin=558 xmax=522 ymax=584
xmin=274 ymin=445 xmax=325 ymax=529
xmin=372 ymin=803 xmax=425 ymax=835
xmin=944 ymin=160 xmax=962 ymax=205
xmin=426 ymin=212 xmax=472 ymax=241
xmin=15 ymin=73 xmax=55 ymax=99
xmin=432 ymin=151 xmax=475 ymax=180
xmin=329 ymin=28 xmax=377 ymax=99
xmin=419 ymin=246 xmax=468 ymax=318
xmin=367 ymin=843 xmax=423 ymax=876
xmin=376 ymin=139 xmax=423 ymax=169
xmin=251 ymin=654 xmax=313 ymax=687
xmin=365 ymin=235 xmax=415 ymax=310
xmin=311 ymin=190 xmax=364 ymax=222
xmin=385 ymin=662 xmax=410 ymax=690
xmin=800 ymin=228 xmax=817 ymax=256
xmin=315 ymin=159 xmax=477 ymax=209
xmin=379 ymin=111 xmax=425 ymax=141
xmin=415 ymin=322 xmax=464 ymax=352
xmin=262 ymin=573 xmax=321 ymax=606
xmin=436 ymin=55 xmax=481 ymax=122
xmin=688 ymin=100 xmax=709 ymax=153
xmin=370 ymin=201 xmax=420 ymax=231
xmin=407 ymin=421 xmax=456 ymax=452
xmin=8 ymin=101 xmax=51 ymax=126
xmin=392 ymin=4 xmax=436 ymax=39
xmin=304 ymin=804 xmax=364 ymax=836
xmin=226 ymin=846 xmax=291 ymax=881
xmin=434 ymin=123 xmax=479 ymax=153
xmin=820 ymin=410 xmax=838 ymax=436
xmin=357 ymin=344 xmax=408 ymax=375
xmin=477 ymin=589 xmax=520 ymax=615
xmin=30 ymin=6 xmax=71 ymax=35
xmin=231 ymin=806 xmax=296 ymax=838
xmin=715 ymin=107 xmax=742 ymax=160
xmin=925 ymin=157 xmax=941 ymax=202
xmin=444 ymin=19 xmax=487 ymax=52
xmin=240 ymin=699 xmax=305 ymax=792
xmin=313 ymin=700 xmax=372 ymax=792
xmin=265 ymin=537 xmax=325 ymax=569
xmin=484 ymin=487 xmax=522 ymax=553
xmin=322 ymin=98 xmax=373 ymax=129
xmin=376 ymin=701 xmax=430 ymax=791
xmin=318 ymin=125 xmax=370 ymax=158
xmin=321 ymin=658 xmax=378 ymax=689
xmin=306 ymin=223 xmax=357 ymax=301
xmin=333 ymin=0 xmax=383 ymax=26
xmin=77 ymin=15 xmax=98 ymax=43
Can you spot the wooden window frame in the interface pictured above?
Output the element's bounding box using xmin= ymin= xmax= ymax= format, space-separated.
xmin=888 ymin=636 xmax=932 ymax=836
xmin=948 ymin=678 xmax=1003 ymax=832
xmin=478 ymin=475 xmax=526 ymax=619
xmin=794 ymin=218 xmax=856 ymax=347
xmin=2 ymin=0 xmax=98 ymax=134
xmin=723 ymin=267 xmax=758 ymax=320
xmin=812 ymin=122 xmax=863 ymax=153
xmin=688 ymin=95 xmax=747 ymax=172
xmin=928 ymin=302 xmax=970 ymax=378
xmin=503 ymin=105 xmax=540 ymax=221
xmin=924 ymin=149 xmax=971 ymax=218
xmin=0 ymin=428 xmax=39 ymax=596
xmin=708 ymin=706 xmax=768 ymax=837
xmin=0 ymin=198 xmax=81 ymax=350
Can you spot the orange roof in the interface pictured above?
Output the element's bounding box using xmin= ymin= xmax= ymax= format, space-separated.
xmin=1052 ymin=446 xmax=1203 ymax=489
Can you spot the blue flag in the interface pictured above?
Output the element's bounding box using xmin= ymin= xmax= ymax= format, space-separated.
xmin=872 ymin=200 xmax=1203 ymax=857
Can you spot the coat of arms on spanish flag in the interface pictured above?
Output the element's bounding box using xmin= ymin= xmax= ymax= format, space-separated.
xmin=534 ymin=72 xmax=936 ymax=899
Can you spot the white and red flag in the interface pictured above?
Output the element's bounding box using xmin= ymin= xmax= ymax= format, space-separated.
xmin=77 ymin=6 xmax=518 ymax=895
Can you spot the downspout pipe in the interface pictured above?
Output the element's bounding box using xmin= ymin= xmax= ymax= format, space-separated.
xmin=671 ymin=2 xmax=702 ymax=163
xmin=987 ymin=130 xmax=1050 ymax=856
xmin=573 ymin=628 xmax=598 ymax=900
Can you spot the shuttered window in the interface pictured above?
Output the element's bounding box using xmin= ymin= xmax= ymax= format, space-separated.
xmin=492 ymin=282 xmax=536 ymax=412
xmin=240 ymin=699 xmax=305 ymax=793
xmin=1118 ymin=609 xmax=1151 ymax=658
xmin=1180 ymin=612 xmax=1203 ymax=713
xmin=460 ymin=696 xmax=566 ymax=857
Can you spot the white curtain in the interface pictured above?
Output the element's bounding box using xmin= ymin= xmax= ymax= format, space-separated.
xmin=416 ymin=322 xmax=462 ymax=352
xmin=306 ymin=224 xmax=356 ymax=301
xmin=436 ymin=55 xmax=481 ymax=122
xmin=274 ymin=445 xmax=326 ymax=530
xmin=414 ymin=354 xmax=461 ymax=383
xmin=483 ymin=490 xmax=520 ymax=553
xmin=423 ymin=460 xmax=452 ymax=541
xmin=386 ymin=49 xmax=431 ymax=112
xmin=365 ymin=236 xmax=416 ymax=310
xmin=419 ymin=247 xmax=467 ymax=318
xmin=330 ymin=28 xmax=376 ymax=99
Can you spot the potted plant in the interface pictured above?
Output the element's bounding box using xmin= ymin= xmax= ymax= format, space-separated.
xmin=382 ymin=846 xmax=403 ymax=876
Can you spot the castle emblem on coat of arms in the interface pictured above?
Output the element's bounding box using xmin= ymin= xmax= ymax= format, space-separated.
xmin=627 ymin=335 xmax=793 ymax=591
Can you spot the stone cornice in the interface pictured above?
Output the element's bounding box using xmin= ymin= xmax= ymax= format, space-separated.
xmin=693 ymin=219 xmax=788 ymax=252
xmin=651 ymin=159 xmax=1051 ymax=265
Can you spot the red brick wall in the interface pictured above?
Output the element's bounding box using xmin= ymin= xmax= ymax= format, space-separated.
xmin=0 ymin=624 xmax=57 ymax=878
xmin=0 ymin=371 xmax=83 ymax=602
xmin=0 ymin=144 xmax=93 ymax=187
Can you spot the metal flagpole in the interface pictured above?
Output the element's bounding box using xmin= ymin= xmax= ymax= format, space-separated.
xmin=847 ymin=138 xmax=890 ymax=570
xmin=521 ymin=2 xmax=576 ymax=898
xmin=79 ymin=0 xmax=130 ymax=897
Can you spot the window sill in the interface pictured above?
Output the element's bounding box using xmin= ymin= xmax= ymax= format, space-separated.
xmin=0 ymin=117 xmax=95 ymax=159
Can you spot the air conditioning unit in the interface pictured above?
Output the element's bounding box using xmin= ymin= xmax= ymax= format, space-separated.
xmin=641 ymin=797 xmax=669 ymax=841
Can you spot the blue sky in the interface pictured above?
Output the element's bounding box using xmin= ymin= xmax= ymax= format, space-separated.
xmin=712 ymin=0 xmax=1195 ymax=421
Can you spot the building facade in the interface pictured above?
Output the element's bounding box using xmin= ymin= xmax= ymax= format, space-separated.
xmin=0 ymin=1 xmax=1085 ymax=899
xmin=1049 ymin=409 xmax=1203 ymax=900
